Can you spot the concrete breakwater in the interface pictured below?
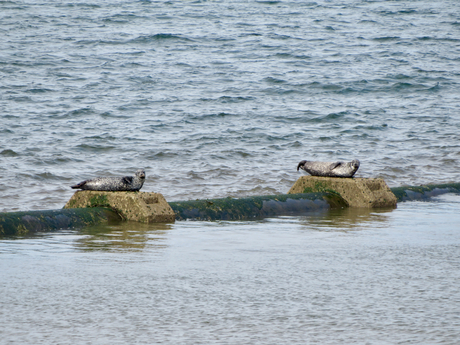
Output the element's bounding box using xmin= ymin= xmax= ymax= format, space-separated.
xmin=0 ymin=192 xmax=345 ymax=236
xmin=169 ymin=192 xmax=347 ymax=221
xmin=1 ymin=178 xmax=460 ymax=236
xmin=391 ymin=183 xmax=460 ymax=202
xmin=0 ymin=208 xmax=121 ymax=237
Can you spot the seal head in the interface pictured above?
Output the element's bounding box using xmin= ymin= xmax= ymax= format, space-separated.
xmin=71 ymin=169 xmax=146 ymax=191
xmin=297 ymin=160 xmax=359 ymax=178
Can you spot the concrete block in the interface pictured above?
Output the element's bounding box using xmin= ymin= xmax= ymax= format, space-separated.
xmin=288 ymin=176 xmax=397 ymax=208
xmin=64 ymin=191 xmax=175 ymax=223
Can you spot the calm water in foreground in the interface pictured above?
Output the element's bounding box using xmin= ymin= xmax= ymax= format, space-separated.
xmin=1 ymin=194 xmax=460 ymax=344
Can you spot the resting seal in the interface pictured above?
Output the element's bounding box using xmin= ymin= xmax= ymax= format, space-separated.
xmin=297 ymin=160 xmax=360 ymax=178
xmin=71 ymin=169 xmax=146 ymax=191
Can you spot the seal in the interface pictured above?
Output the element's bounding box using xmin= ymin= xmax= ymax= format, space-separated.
xmin=297 ymin=159 xmax=360 ymax=178
xmin=71 ymin=169 xmax=146 ymax=191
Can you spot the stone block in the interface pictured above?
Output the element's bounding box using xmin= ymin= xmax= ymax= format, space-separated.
xmin=64 ymin=191 xmax=175 ymax=223
xmin=288 ymin=176 xmax=397 ymax=208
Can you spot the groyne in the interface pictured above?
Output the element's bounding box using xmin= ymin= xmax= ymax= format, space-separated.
xmin=0 ymin=208 xmax=120 ymax=237
xmin=169 ymin=192 xmax=347 ymax=221
xmin=1 ymin=181 xmax=459 ymax=236
xmin=390 ymin=183 xmax=460 ymax=202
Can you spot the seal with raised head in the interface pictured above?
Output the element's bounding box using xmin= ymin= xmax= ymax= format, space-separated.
xmin=297 ymin=160 xmax=360 ymax=178
xmin=71 ymin=169 xmax=146 ymax=191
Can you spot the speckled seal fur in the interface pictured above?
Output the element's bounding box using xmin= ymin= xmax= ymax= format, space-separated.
xmin=297 ymin=160 xmax=360 ymax=178
xmin=71 ymin=169 xmax=146 ymax=191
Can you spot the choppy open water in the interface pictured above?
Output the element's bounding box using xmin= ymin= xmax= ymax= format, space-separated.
xmin=1 ymin=1 xmax=460 ymax=344
xmin=1 ymin=0 xmax=460 ymax=210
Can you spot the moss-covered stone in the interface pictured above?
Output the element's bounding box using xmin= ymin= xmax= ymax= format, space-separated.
xmin=0 ymin=208 xmax=121 ymax=237
xmin=288 ymin=176 xmax=397 ymax=208
xmin=390 ymin=183 xmax=460 ymax=202
xmin=64 ymin=191 xmax=175 ymax=223
xmin=169 ymin=192 xmax=346 ymax=221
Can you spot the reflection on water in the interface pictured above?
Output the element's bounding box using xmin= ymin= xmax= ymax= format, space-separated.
xmin=75 ymin=221 xmax=174 ymax=252
xmin=300 ymin=206 xmax=395 ymax=231
xmin=70 ymin=207 xmax=396 ymax=252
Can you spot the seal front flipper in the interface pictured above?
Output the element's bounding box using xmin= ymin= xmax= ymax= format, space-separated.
xmin=329 ymin=162 xmax=342 ymax=170
xmin=122 ymin=176 xmax=133 ymax=184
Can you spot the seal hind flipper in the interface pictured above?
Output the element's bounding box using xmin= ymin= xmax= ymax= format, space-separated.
xmin=71 ymin=181 xmax=87 ymax=189
xmin=297 ymin=160 xmax=307 ymax=171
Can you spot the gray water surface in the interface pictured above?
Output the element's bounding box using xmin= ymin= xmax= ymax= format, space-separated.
xmin=1 ymin=194 xmax=460 ymax=344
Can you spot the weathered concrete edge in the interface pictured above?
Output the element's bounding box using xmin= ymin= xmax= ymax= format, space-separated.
xmin=390 ymin=183 xmax=460 ymax=202
xmin=64 ymin=191 xmax=176 ymax=223
xmin=0 ymin=207 xmax=121 ymax=237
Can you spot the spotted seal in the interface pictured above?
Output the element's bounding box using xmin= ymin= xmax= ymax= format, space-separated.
xmin=71 ymin=169 xmax=146 ymax=191
xmin=297 ymin=160 xmax=360 ymax=178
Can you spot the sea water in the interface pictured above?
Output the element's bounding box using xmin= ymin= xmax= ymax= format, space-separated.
xmin=1 ymin=1 xmax=460 ymax=343
xmin=1 ymin=194 xmax=460 ymax=344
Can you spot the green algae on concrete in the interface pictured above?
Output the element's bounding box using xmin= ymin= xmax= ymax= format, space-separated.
xmin=0 ymin=207 xmax=121 ymax=237
xmin=64 ymin=191 xmax=175 ymax=223
xmin=390 ymin=183 xmax=460 ymax=202
xmin=169 ymin=192 xmax=347 ymax=221
xmin=288 ymin=176 xmax=397 ymax=208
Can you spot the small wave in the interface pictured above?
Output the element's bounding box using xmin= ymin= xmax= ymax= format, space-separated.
xmin=64 ymin=107 xmax=96 ymax=118
xmin=25 ymin=88 xmax=53 ymax=94
xmin=34 ymin=172 xmax=64 ymax=181
xmin=0 ymin=128 xmax=15 ymax=134
xmin=8 ymin=96 xmax=32 ymax=102
xmin=373 ymin=36 xmax=400 ymax=42
xmin=218 ymin=96 xmax=255 ymax=103
xmin=220 ymin=149 xmax=253 ymax=158
xmin=56 ymin=3 xmax=101 ymax=8
xmin=230 ymin=185 xmax=280 ymax=198
xmin=377 ymin=9 xmax=417 ymax=16
xmin=76 ymin=144 xmax=115 ymax=152
xmin=199 ymin=96 xmax=254 ymax=104
xmin=82 ymin=134 xmax=118 ymax=141
xmin=145 ymin=150 xmax=181 ymax=159
xmin=99 ymin=112 xmax=130 ymax=119
xmin=187 ymin=112 xmax=238 ymax=121
xmin=1 ymin=149 xmax=18 ymax=157
xmin=309 ymin=111 xmax=351 ymax=123
xmin=127 ymin=75 xmax=157 ymax=84
xmin=129 ymin=34 xmax=192 ymax=44
xmin=263 ymin=77 xmax=286 ymax=84
xmin=389 ymin=82 xmax=427 ymax=91
xmin=256 ymin=1 xmax=281 ymax=5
